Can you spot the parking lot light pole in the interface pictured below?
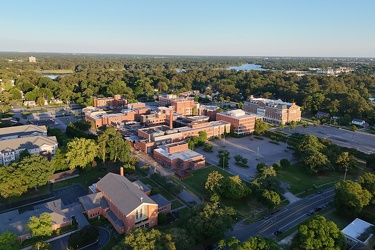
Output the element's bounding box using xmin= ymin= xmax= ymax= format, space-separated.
xmin=343 ymin=165 xmax=348 ymax=180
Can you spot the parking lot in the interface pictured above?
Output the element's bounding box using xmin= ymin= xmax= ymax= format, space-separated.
xmin=195 ymin=136 xmax=297 ymax=181
xmin=281 ymin=125 xmax=375 ymax=154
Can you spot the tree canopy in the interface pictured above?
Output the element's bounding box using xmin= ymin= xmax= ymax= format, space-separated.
xmin=334 ymin=180 xmax=372 ymax=217
xmin=27 ymin=213 xmax=53 ymax=237
xmin=66 ymin=138 xmax=98 ymax=169
xmin=291 ymin=215 xmax=346 ymax=250
xmin=0 ymin=231 xmax=20 ymax=250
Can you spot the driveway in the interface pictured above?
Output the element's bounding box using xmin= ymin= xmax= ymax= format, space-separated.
xmin=49 ymin=226 xmax=110 ymax=250
xmin=178 ymin=190 xmax=202 ymax=205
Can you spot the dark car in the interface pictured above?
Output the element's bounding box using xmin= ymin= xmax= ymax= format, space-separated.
xmin=307 ymin=210 xmax=315 ymax=216
xmin=274 ymin=230 xmax=283 ymax=236
xmin=316 ymin=189 xmax=323 ymax=194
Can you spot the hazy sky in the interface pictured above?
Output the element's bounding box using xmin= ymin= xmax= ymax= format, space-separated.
xmin=1 ymin=0 xmax=375 ymax=57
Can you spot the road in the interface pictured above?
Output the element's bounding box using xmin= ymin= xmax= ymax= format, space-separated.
xmin=49 ymin=226 xmax=110 ymax=250
xmin=228 ymin=188 xmax=335 ymax=241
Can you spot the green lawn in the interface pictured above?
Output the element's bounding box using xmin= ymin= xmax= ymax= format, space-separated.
xmin=323 ymin=210 xmax=352 ymax=230
xmin=180 ymin=165 xmax=232 ymax=197
xmin=277 ymin=163 xmax=346 ymax=196
xmin=171 ymin=199 xmax=184 ymax=209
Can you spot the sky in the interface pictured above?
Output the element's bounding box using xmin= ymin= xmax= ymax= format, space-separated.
xmin=1 ymin=0 xmax=375 ymax=57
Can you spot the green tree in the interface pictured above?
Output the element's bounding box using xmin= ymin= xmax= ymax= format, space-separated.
xmin=222 ymin=176 xmax=251 ymax=200
xmin=334 ymin=152 xmax=356 ymax=173
xmin=119 ymin=228 xmax=176 ymax=250
xmin=366 ymin=154 xmax=375 ymax=170
xmin=18 ymin=149 xmax=31 ymax=161
xmin=280 ymin=158 xmax=291 ymax=168
xmin=303 ymin=151 xmax=330 ymax=174
xmin=295 ymin=134 xmax=325 ymax=156
xmin=31 ymin=241 xmax=52 ymax=250
xmin=234 ymin=155 xmax=242 ymax=163
xmin=9 ymin=88 xmax=22 ymax=100
xmin=123 ymin=163 xmax=136 ymax=174
xmin=254 ymin=119 xmax=269 ymax=135
xmin=358 ymin=173 xmax=375 ymax=203
xmin=261 ymin=189 xmax=281 ymax=209
xmin=289 ymin=120 xmax=297 ymax=129
xmin=334 ymin=180 xmax=372 ymax=216
xmin=0 ymin=164 xmax=28 ymax=198
xmin=219 ymin=236 xmax=279 ymax=250
xmin=18 ymin=155 xmax=53 ymax=191
xmin=198 ymin=131 xmax=207 ymax=145
xmin=0 ymin=231 xmax=20 ymax=250
xmin=66 ymin=138 xmax=98 ymax=169
xmin=205 ymin=171 xmax=224 ymax=194
xmin=187 ymin=202 xmax=235 ymax=242
xmin=166 ymin=228 xmax=195 ymax=250
xmin=290 ymin=215 xmax=346 ymax=250
xmin=51 ymin=148 xmax=69 ymax=171
xmin=218 ymin=149 xmax=230 ymax=168
xmin=27 ymin=213 xmax=53 ymax=237
xmin=107 ymin=136 xmax=131 ymax=162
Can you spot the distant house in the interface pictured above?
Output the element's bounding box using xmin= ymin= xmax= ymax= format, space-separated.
xmin=351 ymin=119 xmax=366 ymax=127
xmin=23 ymin=100 xmax=36 ymax=107
xmin=315 ymin=111 xmax=330 ymax=119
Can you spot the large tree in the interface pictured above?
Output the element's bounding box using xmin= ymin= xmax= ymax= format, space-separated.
xmin=66 ymin=138 xmax=98 ymax=169
xmin=115 ymin=228 xmax=176 ymax=250
xmin=254 ymin=119 xmax=269 ymax=135
xmin=334 ymin=180 xmax=372 ymax=216
xmin=291 ymin=215 xmax=346 ymax=250
xmin=107 ymin=136 xmax=131 ymax=162
xmin=358 ymin=173 xmax=375 ymax=203
xmin=187 ymin=202 xmax=235 ymax=242
xmin=18 ymin=155 xmax=53 ymax=191
xmin=27 ymin=213 xmax=53 ymax=237
xmin=222 ymin=176 xmax=251 ymax=200
xmin=261 ymin=189 xmax=281 ymax=209
xmin=205 ymin=171 xmax=224 ymax=195
xmin=0 ymin=231 xmax=20 ymax=250
xmin=219 ymin=236 xmax=279 ymax=250
xmin=0 ymin=165 xmax=28 ymax=198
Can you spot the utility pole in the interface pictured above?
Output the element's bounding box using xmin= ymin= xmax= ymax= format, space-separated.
xmin=256 ymin=147 xmax=259 ymax=160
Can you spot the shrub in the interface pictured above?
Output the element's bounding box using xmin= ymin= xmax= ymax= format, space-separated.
xmin=280 ymin=158 xmax=291 ymax=168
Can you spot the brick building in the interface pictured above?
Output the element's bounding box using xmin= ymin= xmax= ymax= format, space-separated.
xmin=93 ymin=94 xmax=128 ymax=108
xmin=216 ymin=109 xmax=259 ymax=135
xmin=153 ymin=141 xmax=205 ymax=170
xmin=242 ymin=96 xmax=301 ymax=124
xmin=198 ymin=105 xmax=220 ymax=121
xmin=79 ymin=173 xmax=158 ymax=234
xmin=158 ymin=94 xmax=197 ymax=116
xmin=133 ymin=120 xmax=230 ymax=154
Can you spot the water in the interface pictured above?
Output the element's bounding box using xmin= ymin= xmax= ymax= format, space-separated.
xmin=43 ymin=74 xmax=71 ymax=79
xmin=227 ymin=63 xmax=266 ymax=71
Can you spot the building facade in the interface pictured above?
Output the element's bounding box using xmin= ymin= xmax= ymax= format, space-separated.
xmin=93 ymin=95 xmax=128 ymax=108
xmin=216 ymin=109 xmax=258 ymax=135
xmin=242 ymin=96 xmax=301 ymax=124
xmin=153 ymin=142 xmax=205 ymax=170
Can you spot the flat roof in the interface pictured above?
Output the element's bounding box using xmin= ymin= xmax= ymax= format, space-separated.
xmin=0 ymin=124 xmax=47 ymax=138
xmin=342 ymin=218 xmax=374 ymax=243
xmin=154 ymin=146 xmax=203 ymax=161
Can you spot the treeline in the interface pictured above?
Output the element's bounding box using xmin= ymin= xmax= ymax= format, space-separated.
xmin=1 ymin=54 xmax=375 ymax=123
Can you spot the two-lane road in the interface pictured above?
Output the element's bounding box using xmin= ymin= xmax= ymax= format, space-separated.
xmin=228 ymin=188 xmax=335 ymax=241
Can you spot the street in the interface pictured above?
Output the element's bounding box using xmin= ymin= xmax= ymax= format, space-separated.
xmin=228 ymin=188 xmax=335 ymax=241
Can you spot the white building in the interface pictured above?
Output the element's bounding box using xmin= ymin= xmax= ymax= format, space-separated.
xmin=342 ymin=218 xmax=374 ymax=245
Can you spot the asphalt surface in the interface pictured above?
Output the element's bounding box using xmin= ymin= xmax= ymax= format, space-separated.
xmin=49 ymin=226 xmax=110 ymax=250
xmin=228 ymin=187 xmax=335 ymax=241
xmin=281 ymin=125 xmax=375 ymax=154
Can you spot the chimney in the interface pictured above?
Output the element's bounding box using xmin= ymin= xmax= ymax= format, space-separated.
xmin=169 ymin=109 xmax=173 ymax=129
xmin=120 ymin=167 xmax=124 ymax=176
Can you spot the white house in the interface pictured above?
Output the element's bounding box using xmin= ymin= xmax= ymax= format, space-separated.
xmin=342 ymin=218 xmax=374 ymax=245
xmin=351 ymin=119 xmax=366 ymax=127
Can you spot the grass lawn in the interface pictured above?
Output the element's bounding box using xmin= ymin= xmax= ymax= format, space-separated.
xmin=323 ymin=210 xmax=353 ymax=230
xmin=221 ymin=196 xmax=266 ymax=220
xmin=172 ymin=199 xmax=184 ymax=209
xmin=180 ymin=165 xmax=232 ymax=197
xmin=277 ymin=163 xmax=346 ymax=196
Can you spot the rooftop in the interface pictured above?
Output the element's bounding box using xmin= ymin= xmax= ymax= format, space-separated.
xmin=342 ymin=218 xmax=374 ymax=244
xmin=96 ymin=173 xmax=156 ymax=216
xmin=149 ymin=194 xmax=171 ymax=208
xmin=0 ymin=125 xmax=47 ymax=138
xmin=0 ymin=136 xmax=58 ymax=152
xmin=154 ymin=146 xmax=203 ymax=161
